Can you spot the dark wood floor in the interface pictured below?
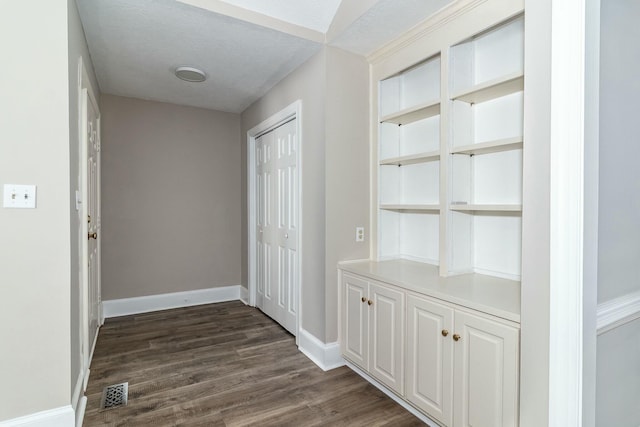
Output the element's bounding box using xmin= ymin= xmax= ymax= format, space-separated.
xmin=84 ymin=301 xmax=423 ymax=426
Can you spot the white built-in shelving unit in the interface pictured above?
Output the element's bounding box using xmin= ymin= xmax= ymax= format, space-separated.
xmin=376 ymin=14 xmax=524 ymax=282
xmin=341 ymin=5 xmax=526 ymax=426
xmin=378 ymin=55 xmax=441 ymax=265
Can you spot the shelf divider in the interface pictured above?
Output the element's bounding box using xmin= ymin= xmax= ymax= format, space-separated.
xmin=451 ymin=72 xmax=524 ymax=104
xmin=380 ymin=150 xmax=440 ymax=166
xmin=450 ymin=136 xmax=523 ymax=156
xmin=450 ymin=204 xmax=522 ymax=212
xmin=380 ymin=99 xmax=440 ymax=125
xmin=380 ymin=204 xmax=440 ymax=212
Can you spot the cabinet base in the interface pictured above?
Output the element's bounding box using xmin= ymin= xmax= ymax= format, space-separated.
xmin=344 ymin=360 xmax=442 ymax=427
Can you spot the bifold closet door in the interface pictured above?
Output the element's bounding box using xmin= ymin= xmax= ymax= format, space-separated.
xmin=256 ymin=119 xmax=298 ymax=335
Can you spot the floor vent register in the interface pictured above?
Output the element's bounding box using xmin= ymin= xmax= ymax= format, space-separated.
xmin=100 ymin=382 xmax=128 ymax=409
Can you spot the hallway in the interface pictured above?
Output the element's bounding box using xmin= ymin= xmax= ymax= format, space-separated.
xmin=83 ymin=302 xmax=423 ymax=426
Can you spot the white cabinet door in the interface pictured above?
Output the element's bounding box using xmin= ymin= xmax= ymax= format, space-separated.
xmin=406 ymin=295 xmax=454 ymax=426
xmin=369 ymin=281 xmax=405 ymax=395
xmin=453 ymin=310 xmax=519 ymax=427
xmin=342 ymin=274 xmax=369 ymax=370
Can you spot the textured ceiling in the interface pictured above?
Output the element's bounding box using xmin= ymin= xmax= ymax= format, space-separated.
xmin=330 ymin=0 xmax=453 ymax=56
xmin=76 ymin=0 xmax=321 ymax=113
xmin=76 ymin=0 xmax=454 ymax=113
xmin=217 ymin=0 xmax=342 ymax=32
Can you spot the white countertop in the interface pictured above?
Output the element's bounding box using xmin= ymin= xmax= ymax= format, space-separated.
xmin=339 ymin=259 xmax=521 ymax=323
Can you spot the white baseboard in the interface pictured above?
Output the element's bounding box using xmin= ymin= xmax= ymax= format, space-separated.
xmin=298 ymin=328 xmax=345 ymax=371
xmin=0 ymin=406 xmax=74 ymax=427
xmin=102 ymin=285 xmax=241 ymax=318
xmin=75 ymin=397 xmax=86 ymax=427
xmin=597 ymin=290 xmax=640 ymax=335
xmin=239 ymin=286 xmax=249 ymax=305
xmin=345 ymin=361 xmax=439 ymax=427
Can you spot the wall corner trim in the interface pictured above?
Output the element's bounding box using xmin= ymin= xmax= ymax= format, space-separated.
xmin=298 ymin=328 xmax=345 ymax=371
xmin=102 ymin=286 xmax=241 ymax=318
xmin=597 ymin=290 xmax=640 ymax=335
xmin=239 ymin=286 xmax=249 ymax=305
xmin=0 ymin=406 xmax=75 ymax=427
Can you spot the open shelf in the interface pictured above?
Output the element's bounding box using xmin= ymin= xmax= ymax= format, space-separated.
xmin=451 ymin=136 xmax=523 ymax=156
xmin=450 ymin=204 xmax=522 ymax=212
xmin=380 ymin=99 xmax=441 ymax=125
xmin=380 ymin=150 xmax=440 ymax=166
xmin=451 ymin=72 xmax=523 ymax=105
xmin=380 ymin=204 xmax=440 ymax=212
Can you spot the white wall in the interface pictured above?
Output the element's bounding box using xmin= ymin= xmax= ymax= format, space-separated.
xmin=596 ymin=1 xmax=640 ymax=425
xmin=0 ymin=0 xmax=73 ymax=421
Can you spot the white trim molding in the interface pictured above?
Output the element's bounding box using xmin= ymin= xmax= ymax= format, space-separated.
xmin=102 ymin=286 xmax=241 ymax=318
xmin=239 ymin=286 xmax=249 ymax=305
xmin=597 ymin=291 xmax=640 ymax=335
xmin=298 ymin=328 xmax=345 ymax=371
xmin=0 ymin=406 xmax=74 ymax=427
xmin=547 ymin=0 xmax=587 ymax=425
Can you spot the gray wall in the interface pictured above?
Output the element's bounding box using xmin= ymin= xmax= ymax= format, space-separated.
xmin=0 ymin=1 xmax=72 ymax=420
xmin=324 ymin=47 xmax=370 ymax=342
xmin=596 ymin=318 xmax=640 ymax=427
xmin=100 ymin=95 xmax=242 ymax=300
xmin=597 ymin=0 xmax=640 ymax=303
xmin=241 ymin=49 xmax=328 ymax=340
xmin=596 ymin=1 xmax=640 ymax=425
xmin=68 ymin=0 xmax=101 ymax=407
xmin=241 ymin=46 xmax=369 ymax=343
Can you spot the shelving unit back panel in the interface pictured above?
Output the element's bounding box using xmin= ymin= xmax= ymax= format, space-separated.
xmin=450 ymin=16 xmax=524 ymax=94
xmin=379 ymin=210 xmax=440 ymax=265
xmin=473 ymin=17 xmax=524 ymax=85
xmin=379 ymin=116 xmax=440 ymax=160
xmin=401 ymin=116 xmax=440 ymax=154
xmin=379 ymin=162 xmax=439 ymax=205
xmin=473 ymin=149 xmax=522 ymax=204
xmin=474 ymin=92 xmax=523 ymax=143
xmin=379 ymin=76 xmax=401 ymax=117
xmin=473 ymin=213 xmax=521 ymax=279
xmin=402 ymin=59 xmax=441 ymax=110
xmin=450 ymin=211 xmax=521 ymax=280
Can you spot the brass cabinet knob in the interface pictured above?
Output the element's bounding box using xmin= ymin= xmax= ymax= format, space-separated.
xmin=361 ymin=297 xmax=366 ymax=303
xmin=367 ymin=300 xmax=373 ymax=306
xmin=88 ymin=232 xmax=97 ymax=240
xmin=453 ymin=334 xmax=461 ymax=342
xmin=441 ymin=329 xmax=449 ymax=337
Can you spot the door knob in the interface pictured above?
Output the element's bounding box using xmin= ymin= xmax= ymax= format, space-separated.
xmin=453 ymin=334 xmax=461 ymax=342
xmin=367 ymin=300 xmax=373 ymax=306
xmin=361 ymin=297 xmax=366 ymax=303
xmin=88 ymin=232 xmax=97 ymax=240
xmin=441 ymin=329 xmax=449 ymax=337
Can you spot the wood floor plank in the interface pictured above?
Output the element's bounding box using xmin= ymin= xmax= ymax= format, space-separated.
xmin=83 ymin=301 xmax=424 ymax=426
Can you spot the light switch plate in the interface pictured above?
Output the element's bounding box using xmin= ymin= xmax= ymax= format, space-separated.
xmin=3 ymin=184 xmax=37 ymax=208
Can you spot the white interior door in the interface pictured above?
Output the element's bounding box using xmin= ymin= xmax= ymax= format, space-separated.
xmin=255 ymin=118 xmax=298 ymax=335
xmin=81 ymin=86 xmax=101 ymax=369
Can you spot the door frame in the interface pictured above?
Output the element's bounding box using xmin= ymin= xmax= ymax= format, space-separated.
xmin=78 ymin=57 xmax=102 ymax=382
xmin=247 ymin=100 xmax=302 ymax=342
